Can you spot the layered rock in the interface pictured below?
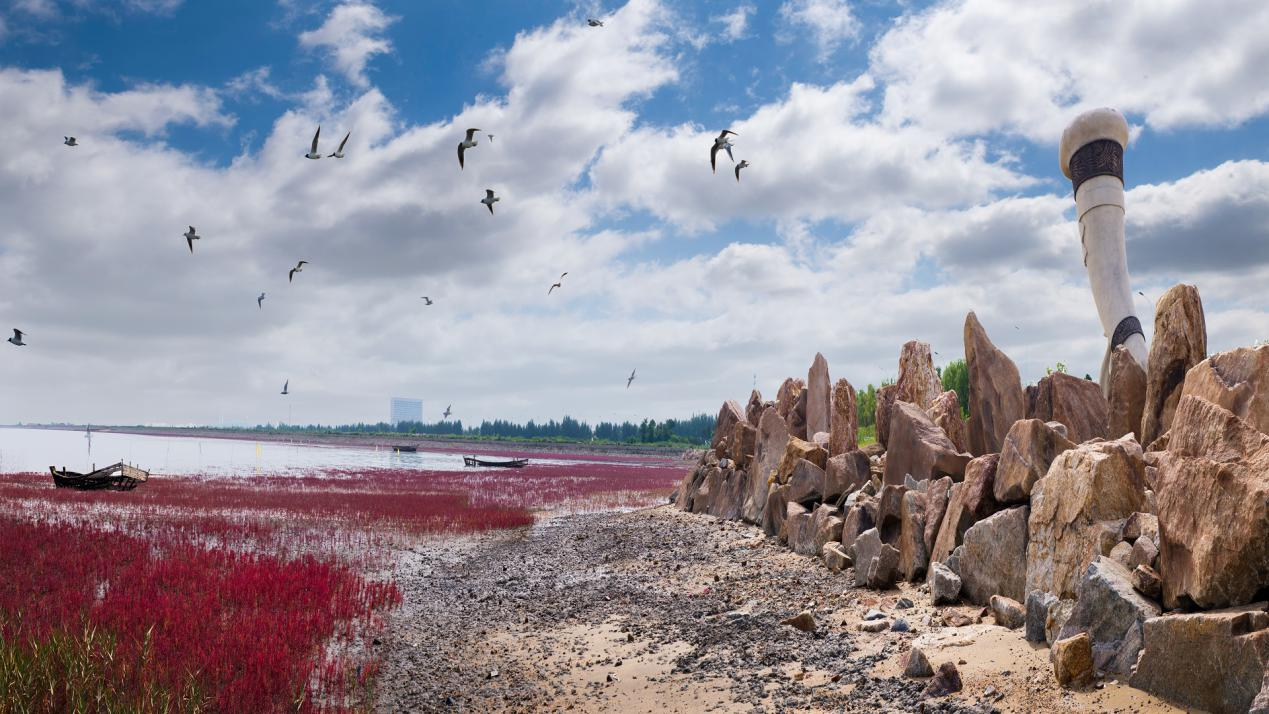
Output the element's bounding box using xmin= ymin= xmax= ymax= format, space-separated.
xmin=830 ymin=377 xmax=858 ymax=456
xmin=731 ymin=421 xmax=756 ymax=468
xmin=1057 ymin=557 xmax=1160 ymax=676
xmin=807 ymin=353 xmax=832 ymax=438
xmin=776 ymin=437 xmax=827 ymax=485
xmin=1107 ymin=345 xmax=1147 ymax=439
xmin=1141 ymin=284 xmax=1206 ymax=446
xmin=927 ymin=390 xmax=968 ymax=453
xmin=745 ymin=389 xmax=766 ymax=426
xmin=1178 ymin=344 xmax=1269 ymax=434
xmin=958 ymin=505 xmax=1028 ymax=604
xmin=965 ymin=312 xmax=1026 ymax=456
xmin=993 ymin=419 xmax=1075 ymax=504
xmin=896 ymin=340 xmax=943 ymax=411
xmin=1027 ymin=372 xmax=1109 ymax=445
xmin=707 ymin=465 xmax=748 ymax=521
xmin=1026 ymin=435 xmax=1147 ymax=599
xmin=745 ymin=407 xmax=788 ymax=523
xmin=712 ymin=400 xmax=745 ymax=452
xmin=776 ymin=378 xmax=804 ymax=421
xmin=1155 ymin=394 xmax=1269 ymax=609
xmin=882 ymin=401 xmax=971 ymax=485
xmin=824 ymin=451 xmax=869 ymax=502
xmin=929 ymin=454 xmax=1001 ymax=565
xmin=875 ymin=383 xmax=899 ymax=448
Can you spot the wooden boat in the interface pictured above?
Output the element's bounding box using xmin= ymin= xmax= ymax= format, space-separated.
xmin=394 ymin=445 xmax=418 ymax=453
xmin=49 ymin=462 xmax=149 ymax=491
xmin=463 ymin=455 xmax=529 ymax=468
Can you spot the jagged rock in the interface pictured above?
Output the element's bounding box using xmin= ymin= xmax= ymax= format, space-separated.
xmin=807 ymin=352 xmax=832 ymax=438
xmin=776 ymin=377 xmax=804 ymax=420
xmin=1108 ymin=541 xmax=1133 ymax=570
xmin=875 ymin=483 xmax=906 ymax=543
xmin=959 ymin=505 xmax=1028 ymax=604
xmin=965 ymin=311 xmax=1027 ymax=456
xmin=822 ymin=542 xmax=851 ymax=572
xmin=674 ymin=462 xmax=704 ymax=511
xmin=923 ymin=476 xmax=953 ymax=556
xmin=851 ymin=528 xmax=900 ymax=589
xmin=923 ymin=662 xmax=963 ymax=697
xmin=1026 ymin=435 xmax=1147 ymax=599
xmin=785 ymin=501 xmax=811 ymax=549
xmin=713 ymin=400 xmax=745 ymax=451
xmin=709 ymin=466 xmax=748 ymax=521
xmin=875 ymin=383 xmax=899 ymax=448
xmin=904 ymin=646 xmax=934 ymax=678
xmin=1142 ymin=284 xmax=1207 ymax=446
xmin=811 ymin=504 xmax=844 ymax=557
xmin=897 ymin=490 xmax=929 ymax=581
xmin=1046 ymin=599 xmax=1074 ymax=646
xmin=786 ymin=458 xmax=825 ymax=506
xmin=1130 ymin=603 xmax=1269 ymax=714
xmin=883 ymin=401 xmax=971 ymax=485
xmin=824 ymin=451 xmax=869 ymax=502
xmin=745 ymin=407 xmax=789 ymax=524
xmin=1131 ymin=564 xmax=1161 ymax=600
xmin=929 ymin=561 xmax=961 ymax=604
xmin=897 ymin=340 xmax=943 ymax=411
xmin=776 ymin=436 xmax=827 ymax=486
xmin=1251 ymin=675 xmax=1269 ymax=714
xmin=789 ymin=387 xmax=809 ymax=440
xmin=745 ymin=389 xmax=766 ymax=426
xmin=1052 ymin=633 xmax=1094 ymax=688
xmin=731 ymin=421 xmax=756 ymax=468
xmin=1028 ymin=372 xmax=1109 ymax=445
xmin=1129 ymin=536 xmax=1158 ymax=571
xmin=945 ymin=545 xmax=963 ymax=577
xmin=761 ymin=484 xmax=789 ymax=538
xmin=1156 ymin=395 xmax=1269 ymax=609
xmin=780 ymin=610 xmax=817 ymax=633
xmin=1179 ymin=344 xmax=1269 ymax=435
xmin=690 ymin=469 xmax=714 ymax=514
xmin=1025 ymin=590 xmax=1058 ymax=643
xmin=1122 ymin=511 xmax=1158 ymax=545
xmin=1058 ymin=557 xmax=1161 ymax=675
xmin=929 ymin=454 xmax=1001 ymax=565
xmin=993 ymin=418 xmax=1075 ymax=504
xmin=989 ymin=595 xmax=1025 ymax=629
xmin=1108 ymin=345 xmax=1147 ymax=439
xmin=840 ymin=501 xmax=876 ymax=553
xmin=928 ymin=389 xmax=969 ymax=453
xmin=830 ymin=377 xmax=858 ymax=456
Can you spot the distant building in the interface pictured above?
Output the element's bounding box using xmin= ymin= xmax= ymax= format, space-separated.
xmin=390 ymin=397 xmax=423 ymax=426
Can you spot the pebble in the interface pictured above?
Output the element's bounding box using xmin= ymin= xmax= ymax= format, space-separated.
xmin=890 ymin=618 xmax=910 ymax=632
xmin=864 ymin=608 xmax=886 ymax=621
xmin=895 ymin=597 xmax=914 ymax=609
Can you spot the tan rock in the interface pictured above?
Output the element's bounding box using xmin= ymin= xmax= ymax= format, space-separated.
xmin=959 ymin=505 xmax=1029 ymax=604
xmin=882 ymin=401 xmax=971 ymax=485
xmin=785 ymin=501 xmax=811 ymax=549
xmin=776 ymin=377 xmax=804 ymax=420
xmin=788 ymin=387 xmax=809 ymax=440
xmin=776 ymin=436 xmax=827 ymax=485
xmin=965 ymin=311 xmax=1026 ymax=456
xmin=875 ymin=383 xmax=899 ymax=448
xmin=761 ymin=484 xmax=789 ymax=538
xmin=1179 ymin=344 xmax=1269 ymax=435
xmin=712 ymin=400 xmax=745 ymax=452
xmin=780 ymin=610 xmax=817 ymax=633
xmin=1026 ymin=435 xmax=1147 ymax=599
xmin=731 ymin=421 xmax=756 ymax=468
xmin=822 ymin=542 xmax=851 ymax=572
xmin=927 ymin=390 xmax=968 ymax=453
xmin=1131 ymin=564 xmax=1162 ymax=600
xmin=1107 ymin=345 xmax=1147 ymax=439
xmin=786 ymin=458 xmax=825 ymax=506
xmin=807 ymin=352 xmax=832 ymax=438
xmin=745 ymin=389 xmax=766 ymax=427
xmin=745 ymin=407 xmax=789 ymax=523
xmin=830 ymin=377 xmax=858 ymax=456
xmin=1142 ymin=284 xmax=1207 ymax=445
xmin=897 ymin=490 xmax=929 ymax=581
xmin=989 ymin=595 xmax=1025 ymax=629
xmin=929 ymin=454 xmax=1001 ymax=565
xmin=923 ymin=476 xmax=954 ymax=556
xmin=1052 ymin=633 xmax=1095 ymax=688
xmin=841 ymin=501 xmax=876 ymax=553
xmin=1156 ymin=395 xmax=1269 ymax=609
xmin=896 ymin=340 xmax=943 ymax=411
xmin=708 ymin=466 xmax=748 ymax=522
xmin=824 ymin=451 xmax=870 ymax=501
xmin=1028 ymin=372 xmax=1109 ymax=444
xmin=993 ymin=418 xmax=1076 ymax=504
xmin=811 ymin=504 xmax=845 ymax=557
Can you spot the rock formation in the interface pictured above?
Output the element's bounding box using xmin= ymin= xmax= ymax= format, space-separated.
xmin=745 ymin=407 xmax=788 ymax=523
xmin=927 ymin=390 xmax=968 ymax=453
xmin=992 ymin=419 xmax=1075 ymax=504
xmin=1027 ymin=372 xmax=1109 ymax=444
xmin=1141 ymin=284 xmax=1206 ymax=446
xmin=896 ymin=340 xmax=942 ymax=411
xmin=1107 ymin=345 xmax=1147 ymax=439
xmin=807 ymin=353 xmax=832 ymax=438
xmin=964 ymin=312 xmax=1026 ymax=456
xmin=882 ymin=401 xmax=971 ymax=485
xmin=829 ymin=377 xmax=858 ymax=455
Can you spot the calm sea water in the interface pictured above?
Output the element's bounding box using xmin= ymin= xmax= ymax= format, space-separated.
xmin=0 ymin=427 xmax=596 ymax=477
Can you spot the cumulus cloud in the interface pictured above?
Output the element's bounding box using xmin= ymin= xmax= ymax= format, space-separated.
xmin=778 ymin=0 xmax=859 ymax=61
xmin=715 ymin=4 xmax=754 ymax=41
xmin=298 ymin=1 xmax=396 ymax=88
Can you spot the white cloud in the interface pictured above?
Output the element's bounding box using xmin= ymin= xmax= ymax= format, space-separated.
xmin=298 ymin=1 xmax=397 ymax=88
xmin=715 ymin=4 xmax=754 ymax=41
xmin=778 ymin=0 xmax=860 ymax=61
xmin=13 ymin=0 xmax=58 ymax=18
xmin=225 ymin=66 xmax=286 ymax=101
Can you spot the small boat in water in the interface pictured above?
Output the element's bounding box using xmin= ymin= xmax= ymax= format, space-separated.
xmin=394 ymin=445 xmax=418 ymax=453
xmin=463 ymin=455 xmax=529 ymax=468
xmin=49 ymin=462 xmax=149 ymax=491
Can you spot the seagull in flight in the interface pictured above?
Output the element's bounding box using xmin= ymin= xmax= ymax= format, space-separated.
xmin=443 ymin=404 xmax=452 ymax=419
xmin=305 ymin=126 xmax=322 ymax=160
xmin=183 ymin=226 xmax=200 ymax=254
xmin=7 ymin=329 xmax=26 ymax=347
xmin=626 ymin=369 xmax=636 ymax=389
xmin=710 ymin=130 xmax=738 ymax=173
xmin=548 ymin=272 xmax=567 ymax=295
xmin=482 ymin=189 xmax=500 ymax=215
xmin=457 ymin=128 xmax=481 ymax=169
xmin=487 ymin=133 xmax=495 ymax=143
xmin=64 ymin=136 xmax=77 ymax=147
xmin=327 ymin=131 xmax=350 ymax=159
xmin=289 ymin=260 xmax=308 ymax=283
xmin=281 ymin=380 xmax=289 ymax=395
xmin=257 ymin=292 xmax=266 ymax=309
xmin=421 ymin=296 xmax=434 ymax=305
xmin=734 ymin=159 xmax=750 ymax=182
xmin=587 ymin=18 xmax=604 ymax=26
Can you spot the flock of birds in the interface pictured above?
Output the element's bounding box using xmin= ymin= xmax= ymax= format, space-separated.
xmin=11 ymin=16 xmax=762 ymax=419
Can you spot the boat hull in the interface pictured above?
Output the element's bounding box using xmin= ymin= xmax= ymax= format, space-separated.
xmin=462 ymin=455 xmax=529 ymax=468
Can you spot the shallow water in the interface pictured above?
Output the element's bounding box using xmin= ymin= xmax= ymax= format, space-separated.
xmin=0 ymin=427 xmax=606 ymax=477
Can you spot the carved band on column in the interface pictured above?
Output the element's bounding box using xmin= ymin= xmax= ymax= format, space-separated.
xmin=1110 ymin=315 xmax=1144 ymax=351
xmin=1068 ymin=139 xmax=1124 ymax=194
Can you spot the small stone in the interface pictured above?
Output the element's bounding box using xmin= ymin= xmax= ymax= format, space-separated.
xmin=929 ymin=561 xmax=962 ymax=605
xmin=864 ymin=608 xmax=886 ymax=621
xmin=780 ymin=611 xmax=816 ymax=633
xmin=891 ymin=618 xmax=910 ymax=632
xmin=984 ymin=685 xmax=1002 ymax=701
xmin=904 ymin=647 xmax=934 ymax=678
xmin=944 ymin=612 xmax=972 ymax=627
xmin=859 ymin=619 xmax=889 ymax=633
xmin=989 ymin=595 xmax=1026 ymax=629
xmin=896 ymin=597 xmax=914 ymax=609
xmin=923 ymin=662 xmax=963 ymax=697
xmin=1129 ymin=564 xmax=1162 ymax=600
xmin=1052 ymin=633 xmax=1095 ymax=688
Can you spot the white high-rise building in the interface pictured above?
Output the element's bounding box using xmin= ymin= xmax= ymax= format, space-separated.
xmin=390 ymin=397 xmax=423 ymax=426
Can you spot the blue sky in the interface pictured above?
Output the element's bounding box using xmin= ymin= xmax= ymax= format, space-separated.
xmin=0 ymin=0 xmax=1267 ymax=426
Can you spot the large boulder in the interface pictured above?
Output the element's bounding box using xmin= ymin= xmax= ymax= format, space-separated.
xmin=927 ymin=389 xmax=969 ymax=453
xmin=786 ymin=458 xmax=825 ymax=506
xmin=1107 ymin=345 xmax=1147 ymax=439
xmin=830 ymin=377 xmax=858 ymax=456
xmin=674 ymin=462 xmax=705 ymax=511
xmin=1142 ymin=284 xmax=1207 ymax=446
xmin=807 ymin=353 xmax=832 ymax=438
xmin=712 ymin=400 xmax=745 ymax=452
xmin=1026 ymin=435 xmax=1147 ymax=599
xmin=1027 ymin=372 xmax=1109 ymax=445
xmin=992 ymin=419 xmax=1076 ymax=504
xmin=745 ymin=389 xmax=766 ymax=426
xmin=841 ymin=500 xmax=877 ymax=553
xmin=851 ymin=528 xmax=900 ymax=589
xmin=776 ymin=377 xmax=804 ymax=420
xmin=929 ymin=561 xmax=962 ymax=604
xmin=731 ymin=421 xmax=757 ymax=468
xmin=745 ymin=407 xmax=789 ymax=523
xmin=958 ymin=505 xmax=1028 ymax=604
xmin=761 ymin=484 xmax=790 ymax=538
xmin=923 ymin=476 xmax=954 ymax=556
xmin=1179 ymin=344 xmax=1269 ymax=435
xmin=1130 ymin=604 xmax=1269 ymax=714
xmin=708 ymin=466 xmax=749 ymax=521
xmin=896 ymin=340 xmax=943 ymax=411
xmin=824 ymin=451 xmax=869 ymax=502
xmin=788 ymin=387 xmax=809 ymax=440
xmin=811 ymin=504 xmax=844 ymax=557
xmin=897 ymin=490 xmax=929 ymax=581
xmin=786 ymin=502 xmax=812 ymax=550
xmin=1052 ymin=633 xmax=1095 ymax=688
xmin=1155 ymin=395 xmax=1269 ymax=609
xmin=965 ymin=311 xmax=1026 ymax=456
xmin=776 ymin=437 xmax=827 ymax=484
xmin=1057 ymin=557 xmax=1161 ymax=676
xmin=929 ymin=454 xmax=1001 ymax=565
xmin=882 ymin=401 xmax=971 ymax=485
xmin=875 ymin=383 xmax=899 ymax=448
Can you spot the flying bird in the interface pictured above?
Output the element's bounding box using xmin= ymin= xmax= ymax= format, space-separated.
xmin=487 ymin=133 xmax=495 ymax=143
xmin=710 ymin=130 xmax=738 ymax=173
xmin=443 ymin=404 xmax=452 ymax=419
xmin=482 ymin=189 xmax=500 ymax=215
xmin=64 ymin=136 xmax=77 ymax=147
xmin=734 ymin=159 xmax=750 ymax=182
xmin=183 ymin=226 xmax=200 ymax=253
xmin=457 ymin=128 xmax=481 ymax=169
xmin=305 ymin=126 xmax=322 ymax=160
xmin=7 ymin=329 xmax=26 ymax=347
xmin=421 ymin=296 xmax=434 ymax=305
xmin=548 ymin=272 xmax=568 ymax=295
xmin=257 ymin=292 xmax=266 ymax=308
xmin=281 ymin=380 xmax=289 ymax=395
xmin=289 ymin=260 xmax=308 ymax=283
xmin=587 ymin=18 xmax=604 ymax=26
xmin=328 ymin=131 xmax=350 ymax=158
xmin=626 ymin=369 xmax=636 ymax=389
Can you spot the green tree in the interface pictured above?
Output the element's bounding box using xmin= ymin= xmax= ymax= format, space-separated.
xmin=939 ymin=359 xmax=970 ymax=417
